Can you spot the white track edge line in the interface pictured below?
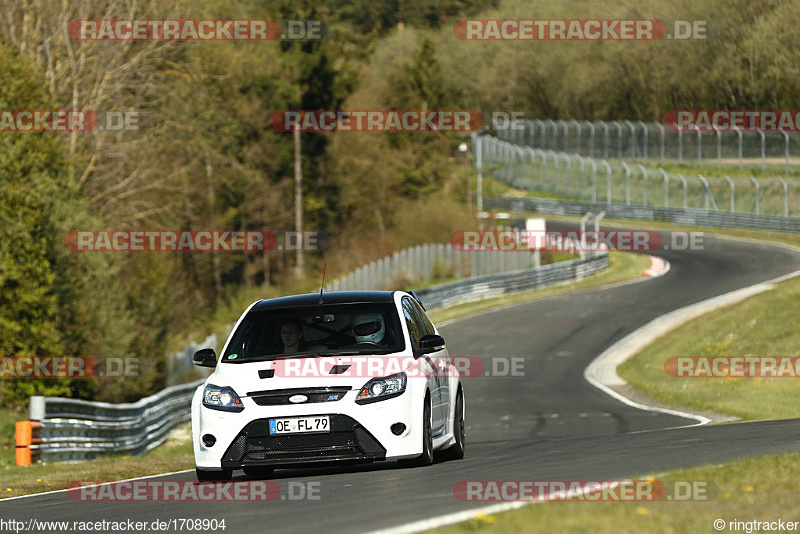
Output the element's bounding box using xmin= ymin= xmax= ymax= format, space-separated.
xmin=0 ymin=469 xmax=194 ymax=502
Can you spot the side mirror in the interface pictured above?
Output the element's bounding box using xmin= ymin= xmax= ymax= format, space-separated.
xmin=415 ymin=334 xmax=445 ymax=356
xmin=193 ymin=348 xmax=217 ymax=368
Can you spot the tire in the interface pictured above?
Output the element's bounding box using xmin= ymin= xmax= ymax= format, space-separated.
xmin=243 ymin=466 xmax=275 ymax=479
xmin=195 ymin=468 xmax=232 ymax=482
xmin=400 ymin=396 xmax=434 ymax=467
xmin=439 ymin=389 xmax=465 ymax=461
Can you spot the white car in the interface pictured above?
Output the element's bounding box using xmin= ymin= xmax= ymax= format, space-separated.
xmin=191 ymin=290 xmax=465 ymax=480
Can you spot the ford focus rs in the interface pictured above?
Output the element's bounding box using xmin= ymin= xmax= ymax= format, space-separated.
xmin=191 ymin=290 xmax=465 ymax=480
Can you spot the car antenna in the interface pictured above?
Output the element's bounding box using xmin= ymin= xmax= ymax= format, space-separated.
xmin=318 ymin=263 xmax=327 ymax=304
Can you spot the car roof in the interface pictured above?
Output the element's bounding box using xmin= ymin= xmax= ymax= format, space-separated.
xmin=251 ymin=290 xmax=400 ymax=311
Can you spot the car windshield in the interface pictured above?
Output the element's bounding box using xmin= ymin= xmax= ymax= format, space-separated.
xmin=221 ymin=302 xmax=405 ymax=362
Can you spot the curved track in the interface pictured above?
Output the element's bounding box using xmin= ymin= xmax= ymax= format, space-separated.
xmin=3 ymin=227 xmax=800 ymax=533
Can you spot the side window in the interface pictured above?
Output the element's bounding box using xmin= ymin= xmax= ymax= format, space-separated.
xmin=410 ymin=299 xmax=435 ymax=336
xmin=402 ymin=297 xmax=424 ymax=348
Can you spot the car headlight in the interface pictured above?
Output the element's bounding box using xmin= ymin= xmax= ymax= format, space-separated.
xmin=202 ymin=384 xmax=244 ymax=412
xmin=356 ymin=373 xmax=407 ymax=404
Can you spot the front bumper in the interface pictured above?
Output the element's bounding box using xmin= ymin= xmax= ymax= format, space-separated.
xmin=193 ymin=387 xmax=424 ymax=469
xmin=220 ymin=414 xmax=386 ymax=468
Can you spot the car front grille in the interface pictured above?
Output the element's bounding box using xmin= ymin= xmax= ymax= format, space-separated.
xmin=221 ymin=415 xmax=386 ymax=468
xmin=247 ymin=387 xmax=351 ymax=406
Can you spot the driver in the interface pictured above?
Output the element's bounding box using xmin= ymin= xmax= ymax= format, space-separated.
xmin=351 ymin=313 xmax=386 ymax=345
xmin=279 ymin=319 xmax=307 ymax=353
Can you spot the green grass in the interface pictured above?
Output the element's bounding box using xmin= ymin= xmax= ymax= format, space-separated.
xmin=428 ymin=252 xmax=651 ymax=325
xmin=618 ymin=274 xmax=800 ymax=421
xmin=0 ymin=425 xmax=194 ymax=499
xmin=0 ymin=408 xmax=20 ymax=468
xmin=430 ymin=451 xmax=800 ymax=534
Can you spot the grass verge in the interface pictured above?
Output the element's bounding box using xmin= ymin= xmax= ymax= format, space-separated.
xmin=428 ymin=252 xmax=651 ymax=324
xmin=0 ymin=425 xmax=194 ymax=500
xmin=430 ymin=451 xmax=800 ymax=534
xmin=618 ymin=274 xmax=800 ymax=421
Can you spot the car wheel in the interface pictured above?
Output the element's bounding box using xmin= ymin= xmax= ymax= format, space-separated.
xmin=196 ymin=468 xmax=233 ymax=482
xmin=400 ymin=396 xmax=434 ymax=467
xmin=439 ymin=388 xmax=465 ymax=461
xmin=243 ymin=466 xmax=275 ymax=479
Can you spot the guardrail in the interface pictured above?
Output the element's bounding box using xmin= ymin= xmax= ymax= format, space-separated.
xmin=486 ymin=197 xmax=800 ymax=234
xmin=326 ymin=241 xmax=542 ymax=292
xmin=15 ymin=380 xmax=203 ymax=465
xmin=417 ymin=253 xmax=609 ymax=309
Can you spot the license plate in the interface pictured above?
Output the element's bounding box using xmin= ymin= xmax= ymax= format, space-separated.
xmin=269 ymin=416 xmax=330 ymax=435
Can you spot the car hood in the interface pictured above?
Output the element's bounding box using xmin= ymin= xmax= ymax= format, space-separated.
xmin=208 ymin=354 xmax=422 ymax=396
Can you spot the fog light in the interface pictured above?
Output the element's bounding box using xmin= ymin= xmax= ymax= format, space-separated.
xmin=202 ymin=434 xmax=216 ymax=447
xmin=390 ymin=423 xmax=406 ymax=435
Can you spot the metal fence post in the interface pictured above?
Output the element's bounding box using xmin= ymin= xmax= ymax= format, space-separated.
xmin=735 ymin=129 xmax=743 ymax=169
xmin=561 ymin=153 xmax=573 ymax=193
xmin=575 ymin=155 xmax=585 ymax=199
xmin=546 ymin=120 xmax=558 ymax=152
xmin=638 ymin=164 xmax=648 ymax=206
xmin=579 ymin=212 xmax=592 ymax=260
xmin=571 ymin=119 xmax=581 ymax=154
xmin=783 ymin=132 xmax=790 ymax=175
xmin=659 ymin=169 xmax=669 ymax=207
xmin=600 ymin=160 xmax=612 ymax=204
xmin=750 ymin=176 xmax=760 ymax=215
xmin=678 ymin=174 xmax=688 ymax=209
xmin=723 ymin=176 xmax=735 ymax=213
xmin=639 ymin=121 xmax=648 ymax=161
xmin=697 ymin=174 xmax=717 ymax=211
xmin=585 ymin=121 xmax=595 ymax=158
xmin=475 ymin=134 xmax=483 ymax=214
xmin=625 ymin=120 xmax=636 ymax=158
xmin=622 ymin=162 xmax=631 ymax=205
xmin=697 ymin=129 xmax=702 ymax=162
xmin=779 ymin=177 xmax=789 ymax=217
